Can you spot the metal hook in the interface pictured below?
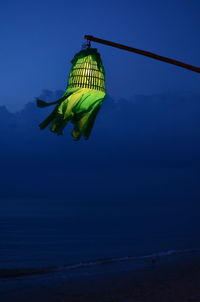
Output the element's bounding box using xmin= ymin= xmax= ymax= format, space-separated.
xmin=82 ymin=39 xmax=91 ymax=50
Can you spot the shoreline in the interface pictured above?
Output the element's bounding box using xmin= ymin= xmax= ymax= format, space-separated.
xmin=1 ymin=253 xmax=200 ymax=301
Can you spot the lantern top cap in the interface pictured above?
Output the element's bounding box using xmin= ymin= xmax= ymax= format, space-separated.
xmin=71 ymin=48 xmax=105 ymax=73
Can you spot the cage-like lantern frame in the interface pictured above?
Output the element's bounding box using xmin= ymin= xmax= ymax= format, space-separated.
xmin=67 ymin=48 xmax=106 ymax=92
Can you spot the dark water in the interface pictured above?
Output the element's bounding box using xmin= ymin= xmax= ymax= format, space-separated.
xmin=1 ymin=198 xmax=200 ymax=272
xmin=0 ymin=197 xmax=200 ymax=298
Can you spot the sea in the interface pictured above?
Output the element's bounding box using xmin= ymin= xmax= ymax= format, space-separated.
xmin=0 ymin=197 xmax=200 ymax=297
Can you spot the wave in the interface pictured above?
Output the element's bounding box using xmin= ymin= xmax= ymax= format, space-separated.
xmin=1 ymin=248 xmax=200 ymax=279
xmin=0 ymin=266 xmax=57 ymax=278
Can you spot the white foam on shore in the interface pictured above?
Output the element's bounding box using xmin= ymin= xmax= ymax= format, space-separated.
xmin=1 ymin=247 xmax=200 ymax=279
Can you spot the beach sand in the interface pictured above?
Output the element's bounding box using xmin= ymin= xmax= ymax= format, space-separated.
xmin=1 ymin=255 xmax=200 ymax=302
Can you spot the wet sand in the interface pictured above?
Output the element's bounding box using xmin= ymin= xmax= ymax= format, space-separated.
xmin=1 ymin=255 xmax=200 ymax=302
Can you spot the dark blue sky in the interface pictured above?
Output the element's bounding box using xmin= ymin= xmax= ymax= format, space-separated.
xmin=1 ymin=0 xmax=200 ymax=111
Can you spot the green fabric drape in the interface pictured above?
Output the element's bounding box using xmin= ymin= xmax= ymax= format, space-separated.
xmin=37 ymin=48 xmax=106 ymax=140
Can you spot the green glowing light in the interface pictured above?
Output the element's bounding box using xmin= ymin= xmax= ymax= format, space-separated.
xmin=37 ymin=48 xmax=106 ymax=140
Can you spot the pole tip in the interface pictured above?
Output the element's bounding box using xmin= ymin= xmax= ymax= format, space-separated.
xmin=84 ymin=35 xmax=93 ymax=40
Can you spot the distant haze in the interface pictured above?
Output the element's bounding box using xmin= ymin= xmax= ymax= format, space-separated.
xmin=1 ymin=91 xmax=200 ymax=204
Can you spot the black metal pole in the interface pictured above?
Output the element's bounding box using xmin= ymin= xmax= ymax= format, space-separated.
xmin=84 ymin=35 xmax=200 ymax=74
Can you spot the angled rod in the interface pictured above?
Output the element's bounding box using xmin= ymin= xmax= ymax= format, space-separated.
xmin=84 ymin=35 xmax=200 ymax=74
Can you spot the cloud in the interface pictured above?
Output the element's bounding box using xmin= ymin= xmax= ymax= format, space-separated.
xmin=0 ymin=91 xmax=200 ymax=201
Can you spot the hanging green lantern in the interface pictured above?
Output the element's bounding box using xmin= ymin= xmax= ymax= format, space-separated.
xmin=37 ymin=48 xmax=106 ymax=140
